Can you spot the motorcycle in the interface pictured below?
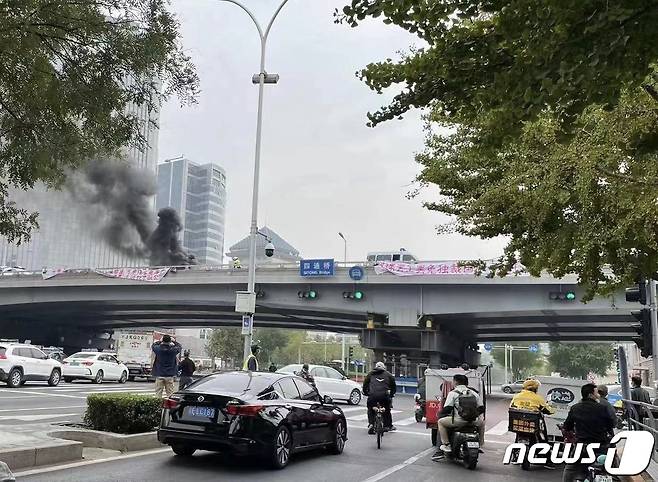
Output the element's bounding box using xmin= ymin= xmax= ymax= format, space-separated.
xmin=439 ymin=424 xmax=480 ymax=470
xmin=508 ymin=408 xmax=547 ymax=471
xmin=414 ymin=393 xmax=425 ymax=422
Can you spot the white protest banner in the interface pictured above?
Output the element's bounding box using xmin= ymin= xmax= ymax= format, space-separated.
xmin=374 ymin=261 xmax=475 ymax=276
xmin=95 ymin=267 xmax=170 ymax=282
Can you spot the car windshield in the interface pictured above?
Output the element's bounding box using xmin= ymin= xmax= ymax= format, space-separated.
xmin=186 ymin=372 xmax=273 ymax=397
xmin=68 ymin=353 xmax=97 ymax=359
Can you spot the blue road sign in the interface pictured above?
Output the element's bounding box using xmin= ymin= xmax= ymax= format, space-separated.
xmin=529 ymin=344 xmax=539 ymax=353
xmin=484 ymin=343 xmax=493 ymax=352
xmin=349 ymin=266 xmax=364 ymax=281
xmin=300 ymin=259 xmax=335 ymax=277
xmin=241 ymin=315 xmax=252 ymax=335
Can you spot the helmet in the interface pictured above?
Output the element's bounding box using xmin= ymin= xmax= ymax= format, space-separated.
xmin=375 ymin=361 xmax=386 ymax=370
xmin=251 ymin=344 xmax=261 ymax=353
xmin=523 ymin=379 xmax=540 ymax=391
xmin=183 ymin=349 xmax=190 ymax=357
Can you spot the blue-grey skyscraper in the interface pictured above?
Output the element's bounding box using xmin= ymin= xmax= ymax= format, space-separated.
xmin=156 ymin=156 xmax=227 ymax=266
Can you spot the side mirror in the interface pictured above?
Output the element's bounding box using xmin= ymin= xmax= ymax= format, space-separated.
xmin=323 ymin=395 xmax=333 ymax=405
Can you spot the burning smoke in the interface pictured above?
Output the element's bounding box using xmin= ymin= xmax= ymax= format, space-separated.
xmin=70 ymin=159 xmax=196 ymax=266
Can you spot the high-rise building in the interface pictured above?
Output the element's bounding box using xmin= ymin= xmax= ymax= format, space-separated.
xmin=0 ymin=100 xmax=160 ymax=270
xmin=156 ymin=156 xmax=227 ymax=266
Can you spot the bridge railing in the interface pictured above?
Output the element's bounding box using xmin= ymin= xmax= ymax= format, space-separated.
xmin=621 ymin=398 xmax=658 ymax=462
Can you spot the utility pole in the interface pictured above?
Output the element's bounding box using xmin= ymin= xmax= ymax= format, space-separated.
xmin=651 ymin=279 xmax=658 ymax=388
xmin=341 ymin=334 xmax=346 ymax=370
xmin=504 ymin=343 xmax=509 ymax=384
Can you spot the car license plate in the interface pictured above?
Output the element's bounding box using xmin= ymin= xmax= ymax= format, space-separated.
xmin=594 ymin=476 xmax=612 ymax=482
xmin=466 ymin=441 xmax=480 ymax=448
xmin=69 ymin=362 xmax=78 ymax=366
xmin=183 ymin=406 xmax=216 ymax=420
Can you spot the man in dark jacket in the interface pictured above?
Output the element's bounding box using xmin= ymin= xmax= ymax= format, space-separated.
xmin=631 ymin=376 xmax=651 ymax=419
xmin=152 ymin=335 xmax=182 ymax=398
xmin=562 ymin=383 xmax=615 ymax=482
xmin=178 ymin=350 xmax=196 ymax=390
xmin=363 ymin=361 xmax=397 ymax=433
xmin=596 ymin=385 xmax=617 ymax=433
xmin=296 ymin=364 xmax=316 ymax=388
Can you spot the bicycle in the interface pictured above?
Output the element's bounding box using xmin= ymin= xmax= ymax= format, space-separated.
xmin=373 ymin=403 xmax=386 ymax=449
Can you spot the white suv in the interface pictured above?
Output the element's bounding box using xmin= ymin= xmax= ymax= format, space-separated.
xmin=0 ymin=343 xmax=63 ymax=387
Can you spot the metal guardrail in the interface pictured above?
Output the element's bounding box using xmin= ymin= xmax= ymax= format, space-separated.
xmin=621 ymin=398 xmax=658 ymax=462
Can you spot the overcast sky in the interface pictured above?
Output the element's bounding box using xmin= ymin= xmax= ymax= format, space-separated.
xmin=158 ymin=0 xmax=507 ymax=262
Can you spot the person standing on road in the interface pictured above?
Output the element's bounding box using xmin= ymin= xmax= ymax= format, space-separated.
xmin=296 ymin=364 xmax=316 ymax=388
xmin=596 ymin=385 xmax=617 ymax=432
xmin=178 ymin=350 xmax=196 ymax=390
xmin=561 ymin=383 xmax=615 ymax=482
xmin=152 ymin=335 xmax=182 ymax=398
xmin=631 ymin=376 xmax=651 ymax=419
xmin=363 ymin=361 xmax=397 ymax=434
xmin=243 ymin=344 xmax=260 ymax=371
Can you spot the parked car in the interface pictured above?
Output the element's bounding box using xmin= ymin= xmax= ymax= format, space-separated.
xmin=158 ymin=371 xmax=347 ymax=469
xmin=278 ymin=364 xmax=362 ymax=405
xmin=0 ymin=342 xmax=62 ymax=387
xmin=39 ymin=346 xmax=66 ymax=362
xmin=501 ymin=380 xmax=526 ymax=394
xmin=62 ymin=352 xmax=129 ymax=384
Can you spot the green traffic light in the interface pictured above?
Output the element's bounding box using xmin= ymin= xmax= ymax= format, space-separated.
xmin=354 ymin=291 xmax=363 ymax=300
xmin=308 ymin=290 xmax=317 ymax=299
xmin=565 ymin=291 xmax=576 ymax=301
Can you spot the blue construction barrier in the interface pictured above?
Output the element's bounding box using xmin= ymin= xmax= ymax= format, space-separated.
xmin=395 ymin=376 xmax=419 ymax=395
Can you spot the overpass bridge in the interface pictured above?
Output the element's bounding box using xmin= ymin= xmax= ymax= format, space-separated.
xmin=0 ymin=263 xmax=637 ymax=364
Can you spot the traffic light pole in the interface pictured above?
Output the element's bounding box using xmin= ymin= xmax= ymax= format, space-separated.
xmin=651 ymin=279 xmax=658 ymax=388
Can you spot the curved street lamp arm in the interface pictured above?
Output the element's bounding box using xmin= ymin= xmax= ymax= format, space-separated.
xmin=264 ymin=0 xmax=291 ymax=40
xmin=217 ymin=0 xmax=264 ymax=40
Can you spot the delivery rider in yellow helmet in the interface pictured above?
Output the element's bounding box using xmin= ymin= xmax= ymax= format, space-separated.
xmin=510 ymin=379 xmax=556 ymax=415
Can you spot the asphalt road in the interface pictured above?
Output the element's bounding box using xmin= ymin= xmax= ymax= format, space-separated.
xmin=1 ymin=385 xmax=563 ymax=482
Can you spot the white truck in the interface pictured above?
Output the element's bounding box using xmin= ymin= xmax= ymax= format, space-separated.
xmin=116 ymin=332 xmax=159 ymax=381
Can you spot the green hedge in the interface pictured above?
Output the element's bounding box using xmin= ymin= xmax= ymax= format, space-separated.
xmin=84 ymin=393 xmax=162 ymax=434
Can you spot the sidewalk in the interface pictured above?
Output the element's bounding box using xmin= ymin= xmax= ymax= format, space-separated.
xmin=0 ymin=423 xmax=83 ymax=471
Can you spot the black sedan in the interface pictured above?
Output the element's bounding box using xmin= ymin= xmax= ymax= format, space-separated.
xmin=157 ymin=371 xmax=348 ymax=469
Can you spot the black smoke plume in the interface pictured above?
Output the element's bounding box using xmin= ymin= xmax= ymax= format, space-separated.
xmin=70 ymin=159 xmax=196 ymax=266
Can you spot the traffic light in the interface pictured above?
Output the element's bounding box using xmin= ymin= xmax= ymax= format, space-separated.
xmin=342 ymin=290 xmax=364 ymax=301
xmin=348 ymin=346 xmax=354 ymax=358
xmin=549 ymin=291 xmax=576 ymax=301
xmin=298 ymin=290 xmax=318 ymax=300
xmin=632 ymin=308 xmax=652 ymax=357
xmin=626 ymin=281 xmax=648 ymax=304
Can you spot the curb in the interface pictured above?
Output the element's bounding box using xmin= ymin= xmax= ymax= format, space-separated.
xmin=0 ymin=441 xmax=83 ymax=471
xmin=48 ymin=429 xmax=162 ymax=452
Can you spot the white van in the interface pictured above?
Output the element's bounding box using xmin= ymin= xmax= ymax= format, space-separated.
xmin=366 ymin=250 xmax=418 ymax=264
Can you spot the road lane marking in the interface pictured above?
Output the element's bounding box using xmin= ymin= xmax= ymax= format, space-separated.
xmin=347 ymin=409 xmax=401 ymax=422
xmin=361 ymin=447 xmax=435 ymax=482
xmin=14 ymin=447 xmax=171 ymax=477
xmin=81 ymin=389 xmax=153 ymax=394
xmin=0 ymin=389 xmax=86 ymax=399
xmin=0 ymin=413 xmax=78 ymax=421
xmin=395 ymin=417 xmax=420 ymax=426
xmin=348 ymin=424 xmax=430 ymax=437
xmin=0 ymin=405 xmax=86 ymax=412
xmin=485 ymin=420 xmax=509 ymax=436
xmin=340 ymin=406 xmax=366 ymax=413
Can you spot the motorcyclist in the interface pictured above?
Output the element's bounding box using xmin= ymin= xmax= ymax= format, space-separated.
xmin=296 ymin=363 xmax=316 ymax=388
xmin=363 ymin=361 xmax=397 ymax=434
xmin=510 ymin=379 xmax=556 ymax=421
xmin=433 ymin=374 xmax=484 ymax=459
xmin=562 ymin=383 xmax=615 ymax=482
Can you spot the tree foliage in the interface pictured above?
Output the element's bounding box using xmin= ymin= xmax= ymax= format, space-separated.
xmin=0 ymin=0 xmax=198 ymax=243
xmin=206 ymin=328 xmax=244 ymax=367
xmin=491 ymin=345 xmax=543 ymax=380
xmin=547 ymin=342 xmax=615 ymax=379
xmin=338 ymin=1 xmax=658 ymax=293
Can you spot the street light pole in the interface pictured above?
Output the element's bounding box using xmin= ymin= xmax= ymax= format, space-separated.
xmin=218 ymin=0 xmax=290 ymax=362
xmin=338 ymin=232 xmax=347 ymax=264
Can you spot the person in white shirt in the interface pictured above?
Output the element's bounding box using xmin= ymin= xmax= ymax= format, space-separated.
xmin=433 ymin=374 xmax=485 ymax=459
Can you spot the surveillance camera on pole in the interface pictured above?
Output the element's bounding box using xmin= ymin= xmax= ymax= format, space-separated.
xmin=265 ymin=242 xmax=275 ymax=258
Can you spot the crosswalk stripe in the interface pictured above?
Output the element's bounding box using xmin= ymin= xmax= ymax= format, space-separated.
xmin=0 ymin=405 xmax=86 ymax=413
xmin=395 ymin=417 xmax=420 ymax=426
xmin=340 ymin=407 xmax=366 ymax=414
xmin=0 ymin=413 xmax=78 ymax=421
xmin=485 ymin=420 xmax=509 ymax=436
xmin=347 ymin=409 xmax=402 ymax=422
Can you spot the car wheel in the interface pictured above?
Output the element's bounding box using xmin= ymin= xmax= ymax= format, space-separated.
xmin=348 ymin=389 xmax=361 ymax=405
xmin=118 ymin=371 xmax=128 ymax=384
xmin=502 ymin=386 xmax=513 ymax=394
xmin=64 ymin=377 xmax=73 ymax=383
xmin=93 ymin=370 xmax=104 ymax=384
xmin=48 ymin=369 xmax=61 ymax=386
xmin=328 ymin=419 xmax=347 ymax=455
xmin=270 ymin=426 xmax=292 ymax=469
xmin=7 ymin=368 xmax=22 ymax=388
xmin=171 ymin=445 xmax=196 ymax=457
